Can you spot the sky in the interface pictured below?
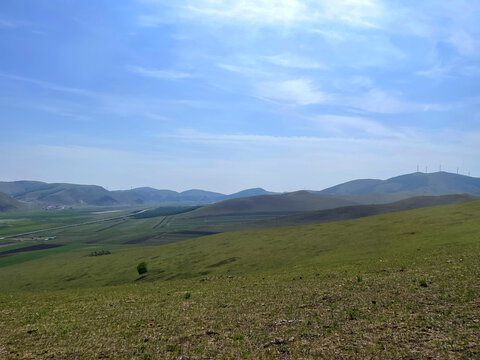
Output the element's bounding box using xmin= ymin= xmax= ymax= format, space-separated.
xmin=1 ymin=0 xmax=479 ymax=193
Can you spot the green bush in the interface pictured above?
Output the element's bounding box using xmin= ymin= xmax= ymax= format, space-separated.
xmin=137 ymin=262 xmax=148 ymax=275
xmin=346 ymin=307 xmax=359 ymax=320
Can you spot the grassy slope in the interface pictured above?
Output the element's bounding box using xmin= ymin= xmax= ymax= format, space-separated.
xmin=0 ymin=201 xmax=479 ymax=358
xmin=0 ymin=192 xmax=26 ymax=213
xmin=1 ymin=200 xmax=479 ymax=292
xmin=240 ymin=194 xmax=476 ymax=230
xmin=180 ymin=191 xmax=424 ymax=219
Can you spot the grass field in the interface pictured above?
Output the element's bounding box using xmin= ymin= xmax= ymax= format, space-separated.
xmin=0 ymin=207 xmax=279 ymax=270
xmin=0 ymin=201 xmax=479 ymax=358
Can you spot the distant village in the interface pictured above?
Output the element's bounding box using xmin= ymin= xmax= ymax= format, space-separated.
xmin=42 ymin=204 xmax=68 ymax=211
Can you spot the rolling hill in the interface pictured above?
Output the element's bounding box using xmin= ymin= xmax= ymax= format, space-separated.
xmin=178 ymin=190 xmax=421 ymax=218
xmin=0 ymin=192 xmax=26 ymax=212
xmin=0 ymin=182 xmax=144 ymax=206
xmin=0 ymin=181 xmax=275 ymax=207
xmin=319 ymin=171 xmax=480 ymax=195
xmin=3 ymin=171 xmax=480 ymax=209
xmin=244 ymin=194 xmax=477 ymax=229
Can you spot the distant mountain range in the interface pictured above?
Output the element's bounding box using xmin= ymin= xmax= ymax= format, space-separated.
xmin=0 ymin=180 xmax=276 ymax=208
xmin=0 ymin=171 xmax=478 ymax=210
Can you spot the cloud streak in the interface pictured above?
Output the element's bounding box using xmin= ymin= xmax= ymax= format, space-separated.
xmin=128 ymin=66 xmax=196 ymax=80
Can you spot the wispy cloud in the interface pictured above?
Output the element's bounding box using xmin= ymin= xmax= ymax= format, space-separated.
xmin=337 ymin=89 xmax=451 ymax=114
xmin=162 ymin=128 xmax=388 ymax=146
xmin=127 ymin=65 xmax=196 ymax=80
xmin=415 ymin=66 xmax=454 ymax=79
xmin=447 ymin=30 xmax=479 ymax=57
xmin=0 ymin=17 xmax=31 ymax=29
xmin=255 ymin=78 xmax=330 ymax=106
xmin=183 ymin=0 xmax=310 ymax=24
xmin=140 ymin=0 xmax=385 ymax=28
xmin=262 ymin=54 xmax=324 ymax=69
xmin=0 ymin=73 xmax=94 ymax=96
xmin=306 ymin=114 xmax=404 ymax=139
xmin=38 ymin=105 xmax=93 ymax=122
xmin=217 ymin=63 xmax=268 ymax=77
xmin=310 ymin=29 xmax=345 ymax=41
xmin=346 ymin=89 xmax=418 ymax=114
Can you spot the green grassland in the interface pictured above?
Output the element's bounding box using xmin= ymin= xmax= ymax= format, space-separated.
xmin=0 ymin=201 xmax=479 ymax=358
xmin=0 ymin=207 xmax=138 ymax=237
xmin=0 ymin=207 xmax=278 ymax=269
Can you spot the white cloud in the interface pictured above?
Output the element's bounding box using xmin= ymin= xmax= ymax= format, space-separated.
xmin=255 ymin=78 xmax=330 ymax=106
xmin=127 ymin=65 xmax=195 ymax=80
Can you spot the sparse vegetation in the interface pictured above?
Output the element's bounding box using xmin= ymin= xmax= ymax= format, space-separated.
xmin=88 ymin=249 xmax=111 ymax=257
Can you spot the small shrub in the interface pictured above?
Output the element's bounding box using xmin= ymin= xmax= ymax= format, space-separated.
xmin=184 ymin=292 xmax=191 ymax=299
xmin=356 ymin=275 xmax=363 ymax=282
xmin=88 ymin=249 xmax=111 ymax=257
xmin=346 ymin=307 xmax=359 ymax=320
xmin=419 ymin=279 xmax=428 ymax=287
xmin=137 ymin=262 xmax=148 ymax=275
xmin=233 ymin=333 xmax=244 ymax=341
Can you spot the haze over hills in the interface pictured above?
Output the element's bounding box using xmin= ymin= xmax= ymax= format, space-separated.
xmin=319 ymin=171 xmax=480 ymax=196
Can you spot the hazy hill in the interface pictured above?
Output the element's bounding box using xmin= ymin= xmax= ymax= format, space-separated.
xmin=319 ymin=171 xmax=480 ymax=195
xmin=3 ymin=171 xmax=479 ymax=208
xmin=0 ymin=181 xmax=275 ymax=207
xmin=0 ymin=192 xmax=26 ymax=212
xmin=245 ymin=194 xmax=477 ymax=229
xmin=0 ymin=181 xmax=144 ymax=206
xmin=124 ymin=187 xmax=274 ymax=204
xmin=224 ymin=188 xmax=277 ymax=200
xmin=179 ymin=190 xmax=420 ymax=218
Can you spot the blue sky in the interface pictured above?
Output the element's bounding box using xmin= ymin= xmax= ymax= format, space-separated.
xmin=1 ymin=0 xmax=479 ymax=192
